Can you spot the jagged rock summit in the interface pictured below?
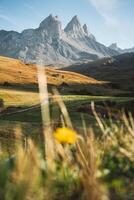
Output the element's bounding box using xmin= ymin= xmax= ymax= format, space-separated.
xmin=0 ymin=14 xmax=118 ymax=66
xmin=64 ymin=15 xmax=84 ymax=37
xmin=109 ymin=43 xmax=134 ymax=54
xmin=39 ymin=14 xmax=62 ymax=38
xmin=83 ymin=24 xmax=96 ymax=40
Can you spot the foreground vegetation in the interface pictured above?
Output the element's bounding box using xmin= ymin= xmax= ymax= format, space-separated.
xmin=0 ymin=90 xmax=134 ymax=199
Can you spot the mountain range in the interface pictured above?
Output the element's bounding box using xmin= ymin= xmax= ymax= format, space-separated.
xmin=109 ymin=43 xmax=134 ymax=54
xmin=0 ymin=14 xmax=118 ymax=66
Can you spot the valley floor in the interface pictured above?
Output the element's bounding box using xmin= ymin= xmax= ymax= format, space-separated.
xmin=0 ymin=86 xmax=134 ymax=151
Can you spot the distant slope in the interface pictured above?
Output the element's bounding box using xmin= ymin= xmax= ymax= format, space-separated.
xmin=64 ymin=53 xmax=134 ymax=95
xmin=0 ymin=56 xmax=103 ymax=87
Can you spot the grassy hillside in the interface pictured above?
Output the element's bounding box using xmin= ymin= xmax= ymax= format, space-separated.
xmin=1 ymin=55 xmax=123 ymax=96
xmin=64 ymin=53 xmax=134 ymax=95
xmin=0 ymin=56 xmax=103 ymax=87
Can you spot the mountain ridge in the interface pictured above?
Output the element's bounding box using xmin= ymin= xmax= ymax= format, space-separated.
xmin=0 ymin=14 xmax=118 ymax=66
xmin=109 ymin=43 xmax=134 ymax=54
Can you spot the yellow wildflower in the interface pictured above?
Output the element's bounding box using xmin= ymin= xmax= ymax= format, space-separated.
xmin=54 ymin=127 xmax=78 ymax=144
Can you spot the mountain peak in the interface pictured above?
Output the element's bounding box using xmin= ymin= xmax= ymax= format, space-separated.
xmin=39 ymin=14 xmax=60 ymax=28
xmin=71 ymin=15 xmax=80 ymax=24
xmin=83 ymin=24 xmax=96 ymax=40
xmin=64 ymin=15 xmax=84 ymax=37
xmin=109 ymin=43 xmax=118 ymax=48
xmin=39 ymin=14 xmax=62 ymax=38
xmin=65 ymin=15 xmax=81 ymax=28
xmin=109 ymin=43 xmax=121 ymax=51
xmin=83 ymin=24 xmax=89 ymax=35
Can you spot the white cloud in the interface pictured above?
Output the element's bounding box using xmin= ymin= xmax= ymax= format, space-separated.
xmin=88 ymin=0 xmax=119 ymax=26
xmin=0 ymin=14 xmax=18 ymax=26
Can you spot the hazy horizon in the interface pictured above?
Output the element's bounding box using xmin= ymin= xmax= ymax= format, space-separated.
xmin=0 ymin=0 xmax=134 ymax=49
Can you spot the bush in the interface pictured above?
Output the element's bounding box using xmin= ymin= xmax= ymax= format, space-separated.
xmin=3 ymin=82 xmax=11 ymax=86
xmin=0 ymin=98 xmax=4 ymax=108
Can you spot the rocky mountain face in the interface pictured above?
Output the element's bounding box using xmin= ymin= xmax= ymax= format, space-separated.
xmin=109 ymin=43 xmax=134 ymax=54
xmin=0 ymin=14 xmax=118 ymax=66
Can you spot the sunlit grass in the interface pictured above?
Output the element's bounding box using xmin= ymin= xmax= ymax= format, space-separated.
xmin=1 ymin=87 xmax=134 ymax=108
xmin=0 ymin=88 xmax=40 ymax=107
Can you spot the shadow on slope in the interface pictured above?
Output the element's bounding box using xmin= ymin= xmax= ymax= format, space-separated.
xmin=63 ymin=53 xmax=134 ymax=96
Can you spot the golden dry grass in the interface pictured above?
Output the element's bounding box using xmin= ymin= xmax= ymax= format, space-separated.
xmin=0 ymin=88 xmax=40 ymax=107
xmin=0 ymin=56 xmax=104 ymax=86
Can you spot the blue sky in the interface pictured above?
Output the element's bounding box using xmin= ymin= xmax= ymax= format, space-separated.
xmin=0 ymin=0 xmax=134 ymax=48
